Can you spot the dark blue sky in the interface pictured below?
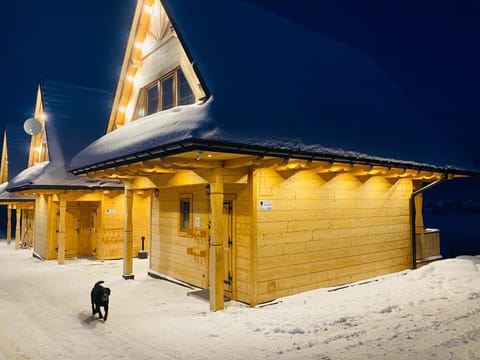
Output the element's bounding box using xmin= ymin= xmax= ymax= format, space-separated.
xmin=250 ymin=0 xmax=480 ymax=168
xmin=1 ymin=1 xmax=136 ymax=177
xmin=1 ymin=0 xmax=479 ymax=178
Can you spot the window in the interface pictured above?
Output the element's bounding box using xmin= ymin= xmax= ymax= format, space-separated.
xmin=147 ymin=84 xmax=159 ymax=115
xmin=137 ymin=68 xmax=195 ymax=118
xmin=180 ymin=196 xmax=192 ymax=232
xmin=161 ymin=75 xmax=174 ymax=110
xmin=177 ymin=70 xmax=195 ymax=106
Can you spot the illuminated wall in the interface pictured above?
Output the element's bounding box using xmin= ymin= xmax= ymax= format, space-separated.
xmin=253 ymin=168 xmax=412 ymax=303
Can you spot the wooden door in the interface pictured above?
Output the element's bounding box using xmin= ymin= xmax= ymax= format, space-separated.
xmin=65 ymin=207 xmax=80 ymax=257
xmin=78 ymin=206 xmax=96 ymax=256
xmin=222 ymin=201 xmax=233 ymax=297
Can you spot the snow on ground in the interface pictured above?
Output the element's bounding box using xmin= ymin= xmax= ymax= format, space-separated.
xmin=1 ymin=240 xmax=480 ymax=360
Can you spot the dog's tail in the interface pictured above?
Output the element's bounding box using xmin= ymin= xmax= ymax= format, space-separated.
xmin=94 ymin=281 xmax=105 ymax=286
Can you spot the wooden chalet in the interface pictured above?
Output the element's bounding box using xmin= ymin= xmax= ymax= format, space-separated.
xmin=0 ymin=130 xmax=35 ymax=249
xmin=6 ymin=81 xmax=151 ymax=263
xmin=70 ymin=0 xmax=478 ymax=310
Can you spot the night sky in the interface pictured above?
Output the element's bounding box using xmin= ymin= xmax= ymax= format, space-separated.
xmin=2 ymin=1 xmax=480 ymax=177
xmin=1 ymin=1 xmax=136 ymax=177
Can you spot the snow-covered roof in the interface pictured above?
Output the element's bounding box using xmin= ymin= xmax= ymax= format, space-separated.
xmin=7 ymin=161 xmax=122 ymax=192
xmin=7 ymin=81 xmax=123 ymax=192
xmin=70 ymin=0 xmax=479 ymax=175
xmin=0 ymin=182 xmax=35 ymax=203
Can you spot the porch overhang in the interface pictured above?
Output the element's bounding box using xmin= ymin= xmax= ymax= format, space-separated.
xmin=6 ymin=184 xmax=124 ymax=193
xmin=70 ymin=138 xmax=478 ymax=180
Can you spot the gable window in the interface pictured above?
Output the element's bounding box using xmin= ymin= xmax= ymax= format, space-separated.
xmin=180 ymin=195 xmax=192 ymax=233
xmin=178 ymin=70 xmax=195 ymax=106
xmin=141 ymin=68 xmax=195 ymax=118
xmin=161 ymin=75 xmax=174 ymax=110
xmin=147 ymin=85 xmax=159 ymax=115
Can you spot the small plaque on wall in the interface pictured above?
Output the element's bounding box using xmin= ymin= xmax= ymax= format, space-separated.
xmin=258 ymin=200 xmax=273 ymax=211
xmin=106 ymin=208 xmax=116 ymax=215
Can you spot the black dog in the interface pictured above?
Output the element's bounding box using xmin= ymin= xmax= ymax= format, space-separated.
xmin=91 ymin=281 xmax=111 ymax=321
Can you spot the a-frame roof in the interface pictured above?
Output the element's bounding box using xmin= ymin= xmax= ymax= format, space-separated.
xmin=0 ymin=131 xmax=35 ymax=203
xmin=8 ymin=81 xmax=123 ymax=192
xmin=0 ymin=130 xmax=8 ymax=184
xmin=70 ymin=0 xmax=478 ymax=177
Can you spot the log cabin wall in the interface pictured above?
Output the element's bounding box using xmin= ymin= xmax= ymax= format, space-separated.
xmin=32 ymin=190 xmax=126 ymax=261
xmin=253 ymin=168 xmax=412 ymax=304
xmin=132 ymin=191 xmax=152 ymax=254
xmin=227 ymin=181 xmax=254 ymax=304
xmin=33 ymin=194 xmax=48 ymax=259
xmin=147 ymin=178 xmax=253 ymax=302
xmin=150 ymin=185 xmax=210 ymax=288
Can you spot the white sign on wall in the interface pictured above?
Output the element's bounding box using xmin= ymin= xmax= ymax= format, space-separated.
xmin=258 ymin=200 xmax=273 ymax=211
xmin=194 ymin=216 xmax=201 ymax=229
xmin=106 ymin=208 xmax=116 ymax=215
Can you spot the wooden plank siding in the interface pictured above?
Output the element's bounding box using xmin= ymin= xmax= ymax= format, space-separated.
xmin=132 ymin=191 xmax=152 ymax=254
xmin=231 ymin=180 xmax=253 ymax=304
xmin=149 ymin=181 xmax=253 ymax=299
xmin=33 ymin=194 xmax=48 ymax=259
xmin=151 ymin=186 xmax=210 ymax=289
xmin=31 ymin=190 xmax=133 ymax=261
xmin=253 ymin=168 xmax=412 ymax=304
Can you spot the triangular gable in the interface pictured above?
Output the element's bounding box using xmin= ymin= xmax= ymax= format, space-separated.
xmin=7 ymin=81 xmax=122 ymax=192
xmin=0 ymin=132 xmax=35 ymax=202
xmin=0 ymin=130 xmax=8 ymax=183
xmin=28 ymin=85 xmax=49 ymax=168
xmin=106 ymin=0 xmax=206 ymax=133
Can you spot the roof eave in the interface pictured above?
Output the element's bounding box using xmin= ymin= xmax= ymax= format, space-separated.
xmin=7 ymin=184 xmax=124 ymax=193
xmin=70 ymin=138 xmax=479 ymax=178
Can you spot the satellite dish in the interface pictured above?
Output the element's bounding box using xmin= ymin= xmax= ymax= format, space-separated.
xmin=23 ymin=118 xmax=43 ymax=136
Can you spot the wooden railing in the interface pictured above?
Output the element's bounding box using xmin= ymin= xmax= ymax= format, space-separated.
xmin=416 ymin=228 xmax=441 ymax=262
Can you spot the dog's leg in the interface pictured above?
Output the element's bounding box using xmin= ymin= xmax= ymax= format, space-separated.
xmin=91 ymin=293 xmax=96 ymax=315
xmin=98 ymin=307 xmax=103 ymax=319
xmin=103 ymin=304 xmax=108 ymax=321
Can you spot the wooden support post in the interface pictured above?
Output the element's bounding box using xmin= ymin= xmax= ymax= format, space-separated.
xmin=6 ymin=205 xmax=11 ymax=245
xmin=15 ymin=208 xmax=21 ymax=250
xmin=123 ymin=188 xmax=134 ymax=279
xmin=414 ymin=193 xmax=424 ymax=260
xmin=57 ymin=199 xmax=66 ymax=265
xmin=209 ymin=171 xmax=225 ymax=311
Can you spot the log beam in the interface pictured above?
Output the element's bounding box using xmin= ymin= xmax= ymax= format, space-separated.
xmin=6 ymin=205 xmax=11 ymax=245
xmin=123 ymin=187 xmax=134 ymax=279
xmin=209 ymin=170 xmax=225 ymax=311
xmin=15 ymin=209 xmax=21 ymax=250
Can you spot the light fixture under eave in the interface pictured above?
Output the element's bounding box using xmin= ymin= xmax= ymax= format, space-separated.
xmin=23 ymin=117 xmax=43 ymax=136
xmin=195 ymin=151 xmax=203 ymax=161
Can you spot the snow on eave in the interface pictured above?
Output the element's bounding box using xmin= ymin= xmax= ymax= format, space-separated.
xmin=70 ymin=98 xmax=215 ymax=172
xmin=0 ymin=182 xmax=35 ymax=202
xmin=7 ymin=161 xmax=123 ymax=193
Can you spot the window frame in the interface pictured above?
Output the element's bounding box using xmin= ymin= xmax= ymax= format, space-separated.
xmin=146 ymin=83 xmax=159 ymax=115
xmin=141 ymin=67 xmax=194 ymax=118
xmin=179 ymin=194 xmax=193 ymax=235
